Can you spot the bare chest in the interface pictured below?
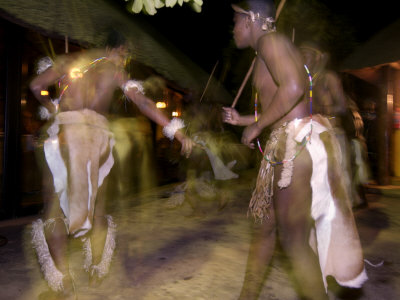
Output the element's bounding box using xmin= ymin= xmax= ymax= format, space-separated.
xmin=252 ymin=59 xmax=277 ymax=108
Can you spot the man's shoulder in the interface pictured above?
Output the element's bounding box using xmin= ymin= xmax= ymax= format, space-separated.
xmin=258 ymin=32 xmax=293 ymax=52
xmin=259 ymin=31 xmax=288 ymax=43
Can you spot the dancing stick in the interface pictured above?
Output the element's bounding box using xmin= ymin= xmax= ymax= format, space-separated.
xmin=230 ymin=0 xmax=287 ymax=108
xmin=275 ymin=0 xmax=286 ymax=20
xmin=231 ymin=57 xmax=256 ymax=108
xmin=199 ymin=60 xmax=219 ymax=102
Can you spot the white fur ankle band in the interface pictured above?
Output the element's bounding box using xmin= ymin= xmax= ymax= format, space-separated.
xmin=163 ymin=118 xmax=185 ymax=140
xmin=31 ymin=218 xmax=64 ymax=292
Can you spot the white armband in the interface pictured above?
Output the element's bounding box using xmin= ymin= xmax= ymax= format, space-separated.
xmin=163 ymin=118 xmax=185 ymax=141
xmin=36 ymin=56 xmax=53 ymax=74
xmin=38 ymin=98 xmax=59 ymax=120
xmin=122 ymin=80 xmax=144 ymax=95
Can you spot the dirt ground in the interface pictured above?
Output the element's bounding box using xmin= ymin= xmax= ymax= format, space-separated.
xmin=0 ymin=170 xmax=399 ymax=300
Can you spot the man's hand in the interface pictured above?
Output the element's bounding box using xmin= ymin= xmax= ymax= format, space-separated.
xmin=241 ymin=123 xmax=262 ymax=149
xmin=180 ymin=137 xmax=195 ymax=158
xmin=222 ymin=107 xmax=241 ymax=125
xmin=174 ymin=130 xmax=195 ymax=158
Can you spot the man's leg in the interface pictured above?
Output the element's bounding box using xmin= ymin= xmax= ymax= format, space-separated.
xmin=83 ymin=138 xmax=116 ymax=286
xmin=238 ymin=206 xmax=277 ymax=300
xmin=274 ymin=150 xmax=327 ymax=300
xmin=87 ymin=180 xmax=109 ymax=286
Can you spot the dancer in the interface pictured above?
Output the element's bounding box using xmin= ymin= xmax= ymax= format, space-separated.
xmin=222 ymin=1 xmax=367 ymax=299
xmin=300 ymin=41 xmax=370 ymax=208
xmin=30 ymin=29 xmax=193 ymax=299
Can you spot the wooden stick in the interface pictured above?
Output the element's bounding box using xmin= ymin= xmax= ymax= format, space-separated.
xmin=275 ymin=0 xmax=287 ymax=20
xmin=199 ymin=61 xmax=219 ymax=102
xmin=231 ymin=57 xmax=256 ymax=108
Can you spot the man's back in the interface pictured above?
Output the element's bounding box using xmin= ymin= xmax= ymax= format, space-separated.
xmin=55 ymin=49 xmax=125 ymax=115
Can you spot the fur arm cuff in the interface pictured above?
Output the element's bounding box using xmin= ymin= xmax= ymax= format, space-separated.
xmin=122 ymin=80 xmax=144 ymax=95
xmin=163 ymin=118 xmax=185 ymax=140
xmin=38 ymin=98 xmax=60 ymax=120
xmin=37 ymin=56 xmax=53 ymax=74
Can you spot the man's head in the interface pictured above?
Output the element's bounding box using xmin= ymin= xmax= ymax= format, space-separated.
xmin=299 ymin=41 xmax=328 ymax=71
xmin=232 ymin=0 xmax=276 ymax=48
xmin=104 ymin=28 xmax=129 ymax=66
xmin=105 ymin=28 xmax=127 ymax=49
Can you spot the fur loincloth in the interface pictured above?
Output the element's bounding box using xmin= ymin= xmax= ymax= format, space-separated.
xmin=249 ymin=115 xmax=367 ymax=290
xmin=44 ymin=109 xmax=115 ymax=237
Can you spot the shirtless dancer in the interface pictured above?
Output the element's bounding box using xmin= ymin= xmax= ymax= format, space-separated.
xmin=222 ymin=1 xmax=367 ymax=299
xmin=30 ymin=30 xmax=193 ymax=298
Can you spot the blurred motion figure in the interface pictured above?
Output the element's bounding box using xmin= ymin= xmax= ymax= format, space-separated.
xmin=29 ymin=29 xmax=193 ymax=299
xmin=300 ymin=41 xmax=370 ymax=208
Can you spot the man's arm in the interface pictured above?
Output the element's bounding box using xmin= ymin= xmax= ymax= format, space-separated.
xmin=222 ymin=107 xmax=257 ymax=126
xmin=30 ymin=67 xmax=62 ymax=114
xmin=325 ymin=71 xmax=347 ymax=115
xmin=123 ymin=81 xmax=193 ymax=157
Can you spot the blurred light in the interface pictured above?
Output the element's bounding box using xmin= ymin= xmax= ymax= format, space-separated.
xmin=21 ymin=99 xmax=27 ymax=106
xmin=70 ymin=67 xmax=83 ymax=79
xmin=172 ymin=111 xmax=179 ymax=117
xmin=156 ymin=101 xmax=167 ymax=108
xmin=21 ymin=63 xmax=28 ymax=75
xmin=41 ymin=90 xmax=49 ymax=96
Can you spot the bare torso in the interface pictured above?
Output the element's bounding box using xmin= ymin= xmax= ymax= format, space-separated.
xmin=252 ymin=33 xmax=309 ymax=130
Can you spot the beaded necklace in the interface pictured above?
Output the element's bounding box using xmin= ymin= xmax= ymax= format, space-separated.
xmin=255 ymin=64 xmax=313 ymax=165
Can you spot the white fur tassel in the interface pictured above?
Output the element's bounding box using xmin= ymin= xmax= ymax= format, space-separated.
xmin=31 ymin=219 xmax=64 ymax=292
xmin=278 ymin=122 xmax=296 ymax=188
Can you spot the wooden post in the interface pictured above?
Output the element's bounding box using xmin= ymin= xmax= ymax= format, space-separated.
xmin=2 ymin=21 xmax=22 ymax=218
xmin=377 ymin=66 xmax=392 ymax=185
xmin=392 ymin=69 xmax=400 ymax=178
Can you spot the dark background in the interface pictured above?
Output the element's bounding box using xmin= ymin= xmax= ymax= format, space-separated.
xmin=121 ymin=0 xmax=400 ymax=73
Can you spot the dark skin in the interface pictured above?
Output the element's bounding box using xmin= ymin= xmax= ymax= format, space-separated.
xmin=223 ymin=12 xmax=327 ymax=300
xmin=30 ymin=45 xmax=194 ymax=294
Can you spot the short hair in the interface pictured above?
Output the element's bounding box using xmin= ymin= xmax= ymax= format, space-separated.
xmin=233 ymin=0 xmax=276 ymax=19
xmin=104 ymin=28 xmax=127 ymax=49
